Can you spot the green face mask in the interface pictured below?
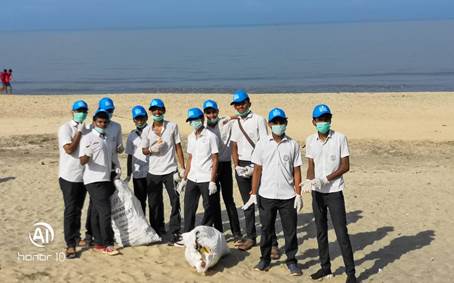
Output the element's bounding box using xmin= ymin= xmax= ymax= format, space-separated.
xmin=136 ymin=123 xmax=147 ymax=130
xmin=94 ymin=127 xmax=105 ymax=134
xmin=152 ymin=114 xmax=164 ymax=122
xmin=207 ymin=117 xmax=220 ymax=126
xmin=73 ymin=112 xmax=87 ymax=123
xmin=316 ymin=122 xmax=331 ymax=134
xmin=236 ymin=108 xmax=251 ymax=118
xmin=190 ymin=119 xmax=203 ymax=130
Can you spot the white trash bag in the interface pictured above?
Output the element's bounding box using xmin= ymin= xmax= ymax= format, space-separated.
xmin=182 ymin=226 xmax=230 ymax=273
xmin=111 ymin=179 xmax=161 ymax=246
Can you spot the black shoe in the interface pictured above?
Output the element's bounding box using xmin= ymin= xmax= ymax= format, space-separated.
xmin=287 ymin=263 xmax=302 ymax=276
xmin=311 ymin=268 xmax=333 ymax=280
xmin=346 ymin=274 xmax=357 ymax=283
xmin=254 ymin=260 xmax=271 ymax=271
xmin=168 ymin=233 xmax=183 ymax=247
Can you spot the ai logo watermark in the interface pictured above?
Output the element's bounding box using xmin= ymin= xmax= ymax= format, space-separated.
xmin=28 ymin=222 xmax=55 ymax=248
xmin=18 ymin=222 xmax=65 ymax=262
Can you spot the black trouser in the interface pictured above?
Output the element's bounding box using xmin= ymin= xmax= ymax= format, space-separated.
xmin=259 ymin=196 xmax=298 ymax=264
xmin=147 ymin=172 xmax=181 ymax=235
xmin=85 ymin=181 xmax=115 ymax=246
xmin=133 ymin=177 xmax=147 ymax=215
xmin=59 ymin=178 xmax=87 ymax=248
xmin=183 ymin=180 xmax=220 ymax=232
xmin=235 ymin=160 xmax=278 ymax=246
xmin=85 ymin=172 xmax=116 ymax=239
xmin=312 ymin=191 xmax=355 ymax=276
xmin=217 ymin=161 xmax=241 ymax=236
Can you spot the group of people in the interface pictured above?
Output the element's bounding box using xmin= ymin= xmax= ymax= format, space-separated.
xmin=58 ymin=90 xmax=357 ymax=283
xmin=1 ymin=69 xmax=13 ymax=94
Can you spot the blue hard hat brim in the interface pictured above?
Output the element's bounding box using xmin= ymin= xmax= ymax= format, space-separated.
xmin=313 ymin=113 xmax=332 ymax=119
xmin=230 ymin=98 xmax=248 ymax=105
xmin=186 ymin=115 xmax=203 ymax=122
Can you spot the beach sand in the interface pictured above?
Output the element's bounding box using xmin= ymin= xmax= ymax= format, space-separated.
xmin=0 ymin=92 xmax=453 ymax=282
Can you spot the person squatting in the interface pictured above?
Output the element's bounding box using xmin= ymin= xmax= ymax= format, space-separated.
xmin=57 ymin=90 xmax=357 ymax=283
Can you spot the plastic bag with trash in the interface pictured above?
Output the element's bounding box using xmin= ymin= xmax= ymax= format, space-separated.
xmin=110 ymin=179 xmax=161 ymax=246
xmin=182 ymin=226 xmax=230 ymax=273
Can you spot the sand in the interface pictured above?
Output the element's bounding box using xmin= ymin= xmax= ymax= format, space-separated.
xmin=0 ymin=92 xmax=453 ymax=282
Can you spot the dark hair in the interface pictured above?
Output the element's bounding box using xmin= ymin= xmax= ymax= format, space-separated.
xmin=3 ymin=69 xmax=6 ymax=72
xmin=94 ymin=111 xmax=109 ymax=120
xmin=8 ymin=69 xmax=12 ymax=72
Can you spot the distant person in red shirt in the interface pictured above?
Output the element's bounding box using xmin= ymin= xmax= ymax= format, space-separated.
xmin=1 ymin=69 xmax=12 ymax=94
xmin=0 ymin=69 xmax=7 ymax=94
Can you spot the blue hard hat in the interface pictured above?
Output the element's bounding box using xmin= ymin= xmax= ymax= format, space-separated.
xmin=149 ymin=98 xmax=165 ymax=110
xmin=186 ymin=107 xmax=204 ymax=122
xmin=268 ymin=107 xmax=287 ymax=122
xmin=230 ymin=89 xmax=249 ymax=105
xmin=312 ymin=104 xmax=332 ymax=118
xmin=93 ymin=108 xmax=109 ymax=119
xmin=98 ymin=97 xmax=115 ymax=111
xmin=131 ymin=105 xmax=148 ymax=119
xmin=203 ymin=99 xmax=218 ymax=111
xmin=72 ymin=100 xmax=88 ymax=111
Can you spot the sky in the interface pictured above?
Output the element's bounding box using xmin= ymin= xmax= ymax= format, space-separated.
xmin=1 ymin=0 xmax=454 ymax=31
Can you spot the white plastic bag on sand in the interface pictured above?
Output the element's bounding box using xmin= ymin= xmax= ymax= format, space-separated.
xmin=182 ymin=226 xmax=230 ymax=273
xmin=111 ymin=179 xmax=161 ymax=247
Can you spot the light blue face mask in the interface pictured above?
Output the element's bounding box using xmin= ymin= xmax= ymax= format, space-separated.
xmin=107 ymin=112 xmax=113 ymax=120
xmin=73 ymin=112 xmax=87 ymax=123
xmin=190 ymin=119 xmax=203 ymax=130
xmin=316 ymin=122 xmax=331 ymax=134
xmin=271 ymin=125 xmax=286 ymax=136
xmin=236 ymin=108 xmax=251 ymax=118
xmin=152 ymin=114 xmax=164 ymax=122
xmin=94 ymin=127 xmax=105 ymax=134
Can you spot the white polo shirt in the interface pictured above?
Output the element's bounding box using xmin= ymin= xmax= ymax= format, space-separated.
xmin=230 ymin=112 xmax=268 ymax=161
xmin=58 ymin=120 xmax=88 ymax=183
xmin=206 ymin=117 xmax=234 ymax=162
xmin=140 ymin=121 xmax=181 ymax=175
xmin=251 ymin=135 xmax=303 ymax=200
xmin=187 ymin=128 xmax=219 ymax=183
xmin=79 ymin=129 xmax=115 ymax=185
xmin=305 ymin=130 xmax=350 ymax=193
xmin=125 ymin=129 xmax=149 ymax=179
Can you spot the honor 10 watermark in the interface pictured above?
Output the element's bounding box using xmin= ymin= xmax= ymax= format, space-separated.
xmin=17 ymin=222 xmax=66 ymax=262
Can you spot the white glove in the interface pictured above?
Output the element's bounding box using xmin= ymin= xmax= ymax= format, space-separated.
xmin=242 ymin=194 xmax=257 ymax=210
xmin=76 ymin=122 xmax=85 ymax=132
xmin=123 ymin=175 xmax=131 ymax=183
xmin=114 ymin=167 xmax=122 ymax=179
xmin=311 ymin=177 xmax=329 ymax=190
xmin=117 ymin=144 xmax=124 ymax=153
xmin=84 ymin=146 xmax=93 ymax=158
xmin=149 ymin=141 xmax=163 ymax=153
xmin=235 ymin=166 xmax=247 ymax=177
xmin=243 ymin=166 xmax=254 ymax=178
xmin=294 ymin=194 xmax=303 ymax=212
xmin=173 ymin=172 xmax=181 ymax=183
xmin=208 ymin=181 xmax=217 ymax=196
xmin=177 ymin=179 xmax=187 ymax=194
xmin=300 ymin=179 xmax=313 ymax=193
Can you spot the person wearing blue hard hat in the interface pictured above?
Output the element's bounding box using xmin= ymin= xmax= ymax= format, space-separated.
xmin=230 ymin=90 xmax=280 ymax=255
xmin=304 ymin=104 xmax=357 ymax=283
xmin=243 ymin=107 xmax=303 ymax=275
xmin=176 ymin=107 xmax=220 ymax=241
xmin=203 ymin=99 xmax=242 ymax=241
xmin=79 ymin=108 xmax=120 ymax=256
xmin=123 ymin=105 xmax=149 ymax=215
xmin=57 ymin=100 xmax=90 ymax=259
xmin=141 ymin=98 xmax=186 ymax=246
xmin=84 ymin=97 xmax=124 ymax=246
